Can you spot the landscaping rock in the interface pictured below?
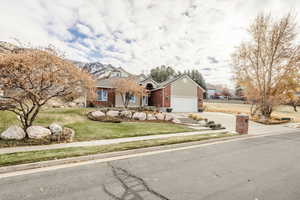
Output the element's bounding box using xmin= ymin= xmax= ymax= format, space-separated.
xmin=67 ymin=102 xmax=77 ymax=108
xmin=155 ymin=113 xmax=165 ymax=120
xmin=198 ymin=121 xmax=207 ymax=126
xmin=51 ymin=127 xmax=75 ymax=142
xmin=120 ymin=110 xmax=132 ymax=118
xmin=132 ymin=112 xmax=147 ymax=120
xmin=147 ymin=114 xmax=156 ymax=120
xmin=87 ymin=111 xmax=106 ymax=121
xmin=106 ymin=110 xmax=119 ymax=117
xmin=91 ymin=111 xmax=106 ymax=118
xmin=172 ymin=118 xmax=181 ymax=124
xmin=49 ymin=123 xmax=63 ymax=135
xmin=0 ymin=125 xmax=26 ymax=140
xmin=27 ymin=126 xmax=51 ymax=139
xmin=165 ymin=114 xmax=174 ymax=121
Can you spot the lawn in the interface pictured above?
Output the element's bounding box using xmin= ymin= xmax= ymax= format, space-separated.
xmin=205 ymin=102 xmax=300 ymax=122
xmin=0 ymin=132 xmax=233 ymax=167
xmin=0 ymin=108 xmax=194 ymax=147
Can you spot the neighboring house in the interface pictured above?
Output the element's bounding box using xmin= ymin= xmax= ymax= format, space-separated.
xmin=90 ymin=74 xmax=205 ymax=112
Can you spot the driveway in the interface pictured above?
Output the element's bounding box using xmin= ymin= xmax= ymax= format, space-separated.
xmin=172 ymin=112 xmax=296 ymax=135
xmin=1 ymin=131 xmax=300 ymax=199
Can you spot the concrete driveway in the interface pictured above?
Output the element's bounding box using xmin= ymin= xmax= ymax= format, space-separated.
xmin=172 ymin=112 xmax=296 ymax=135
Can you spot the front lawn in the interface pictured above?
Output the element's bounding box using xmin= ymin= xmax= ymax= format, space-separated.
xmin=0 ymin=108 xmax=194 ymax=147
xmin=68 ymin=121 xmax=193 ymax=141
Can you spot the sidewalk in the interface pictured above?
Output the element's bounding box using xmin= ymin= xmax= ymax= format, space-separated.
xmin=0 ymin=129 xmax=228 ymax=155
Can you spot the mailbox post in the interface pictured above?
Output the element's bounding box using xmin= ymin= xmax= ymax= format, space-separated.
xmin=236 ymin=114 xmax=249 ymax=134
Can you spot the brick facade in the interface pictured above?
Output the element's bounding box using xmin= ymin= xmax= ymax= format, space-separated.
xmin=91 ymin=87 xmax=115 ymax=107
xmin=236 ymin=114 xmax=249 ymax=134
xmin=163 ymin=85 xmax=171 ymax=107
xmin=150 ymin=89 xmax=163 ymax=107
xmin=197 ymin=87 xmax=204 ymax=109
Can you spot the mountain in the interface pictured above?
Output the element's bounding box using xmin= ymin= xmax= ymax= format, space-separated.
xmin=0 ymin=41 xmax=134 ymax=79
xmin=0 ymin=41 xmax=19 ymax=54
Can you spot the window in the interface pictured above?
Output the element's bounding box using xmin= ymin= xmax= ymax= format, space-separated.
xmin=129 ymin=95 xmax=136 ymax=103
xmin=97 ymin=89 xmax=108 ymax=101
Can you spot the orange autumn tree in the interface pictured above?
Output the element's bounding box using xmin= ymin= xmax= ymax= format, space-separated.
xmin=0 ymin=47 xmax=94 ymax=133
xmin=112 ymin=77 xmax=148 ymax=108
xmin=232 ymin=13 xmax=300 ymax=120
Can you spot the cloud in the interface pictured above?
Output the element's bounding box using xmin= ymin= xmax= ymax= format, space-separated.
xmin=207 ymin=56 xmax=219 ymax=64
xmin=1 ymin=0 xmax=300 ymax=87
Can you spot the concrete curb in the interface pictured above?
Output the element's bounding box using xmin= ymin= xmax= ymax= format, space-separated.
xmin=0 ymin=134 xmax=249 ymax=175
xmin=0 ymin=129 xmax=229 ymax=155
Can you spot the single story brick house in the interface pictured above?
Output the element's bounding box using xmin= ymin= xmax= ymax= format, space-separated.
xmin=90 ymin=74 xmax=205 ymax=112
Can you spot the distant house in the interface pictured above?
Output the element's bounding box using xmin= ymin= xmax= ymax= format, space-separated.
xmin=89 ymin=73 xmax=205 ymax=112
xmin=206 ymin=84 xmax=217 ymax=99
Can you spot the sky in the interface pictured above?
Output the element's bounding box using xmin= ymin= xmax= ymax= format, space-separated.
xmin=1 ymin=0 xmax=300 ymax=87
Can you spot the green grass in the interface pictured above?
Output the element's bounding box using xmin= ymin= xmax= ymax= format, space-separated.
xmin=0 ymin=108 xmax=194 ymax=147
xmin=0 ymin=132 xmax=234 ymax=167
xmin=68 ymin=121 xmax=193 ymax=141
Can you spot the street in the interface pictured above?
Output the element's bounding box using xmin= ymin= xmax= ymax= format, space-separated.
xmin=1 ymin=132 xmax=300 ymax=200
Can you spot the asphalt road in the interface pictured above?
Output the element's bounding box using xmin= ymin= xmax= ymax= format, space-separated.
xmin=1 ymin=132 xmax=300 ymax=200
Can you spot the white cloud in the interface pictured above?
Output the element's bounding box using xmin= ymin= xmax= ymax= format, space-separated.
xmin=1 ymin=0 xmax=300 ymax=87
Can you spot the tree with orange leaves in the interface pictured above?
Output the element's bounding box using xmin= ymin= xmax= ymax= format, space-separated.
xmin=232 ymin=13 xmax=300 ymax=120
xmin=112 ymin=77 xmax=148 ymax=108
xmin=0 ymin=47 xmax=94 ymax=133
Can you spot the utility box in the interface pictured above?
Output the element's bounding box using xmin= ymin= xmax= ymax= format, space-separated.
xmin=236 ymin=114 xmax=249 ymax=134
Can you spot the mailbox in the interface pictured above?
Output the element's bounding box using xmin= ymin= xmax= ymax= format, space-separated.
xmin=236 ymin=114 xmax=249 ymax=134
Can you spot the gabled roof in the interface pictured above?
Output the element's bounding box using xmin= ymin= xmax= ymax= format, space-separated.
xmin=152 ymin=74 xmax=205 ymax=91
xmin=96 ymin=78 xmax=115 ymax=88
xmin=139 ymin=76 xmax=159 ymax=85
xmin=96 ymin=75 xmax=146 ymax=88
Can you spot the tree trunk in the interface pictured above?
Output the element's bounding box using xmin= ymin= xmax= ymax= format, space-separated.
xmin=293 ymin=104 xmax=298 ymax=112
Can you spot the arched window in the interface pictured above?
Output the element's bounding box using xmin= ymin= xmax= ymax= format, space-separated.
xmin=146 ymin=83 xmax=154 ymax=90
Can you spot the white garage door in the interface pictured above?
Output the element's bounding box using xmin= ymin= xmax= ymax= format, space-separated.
xmin=171 ymin=96 xmax=198 ymax=112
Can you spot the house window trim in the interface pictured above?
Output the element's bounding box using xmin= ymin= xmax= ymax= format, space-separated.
xmin=97 ymin=89 xmax=108 ymax=102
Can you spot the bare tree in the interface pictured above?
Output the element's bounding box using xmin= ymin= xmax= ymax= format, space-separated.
xmin=112 ymin=77 xmax=147 ymax=108
xmin=232 ymin=13 xmax=300 ymax=120
xmin=0 ymin=47 xmax=94 ymax=133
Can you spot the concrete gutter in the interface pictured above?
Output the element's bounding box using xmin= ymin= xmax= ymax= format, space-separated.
xmin=0 ymin=134 xmax=247 ymax=176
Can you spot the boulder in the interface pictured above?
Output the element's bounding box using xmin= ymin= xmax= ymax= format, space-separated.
xmin=87 ymin=111 xmax=106 ymax=121
xmin=147 ymin=114 xmax=156 ymax=120
xmin=67 ymin=102 xmax=77 ymax=108
xmin=49 ymin=123 xmax=63 ymax=135
xmin=91 ymin=111 xmax=106 ymax=118
xmin=51 ymin=127 xmax=75 ymax=142
xmin=106 ymin=110 xmax=120 ymax=117
xmin=27 ymin=126 xmax=51 ymax=139
xmin=132 ymin=112 xmax=147 ymax=120
xmin=0 ymin=125 xmax=26 ymax=140
xmin=172 ymin=118 xmax=181 ymax=124
xmin=198 ymin=121 xmax=207 ymax=126
xmin=155 ymin=113 xmax=165 ymax=120
xmin=165 ymin=114 xmax=174 ymax=121
xmin=50 ymin=101 xmax=62 ymax=108
xmin=120 ymin=110 xmax=132 ymax=118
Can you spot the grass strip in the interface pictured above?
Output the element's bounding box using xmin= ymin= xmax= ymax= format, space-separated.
xmin=0 ymin=132 xmax=235 ymax=167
